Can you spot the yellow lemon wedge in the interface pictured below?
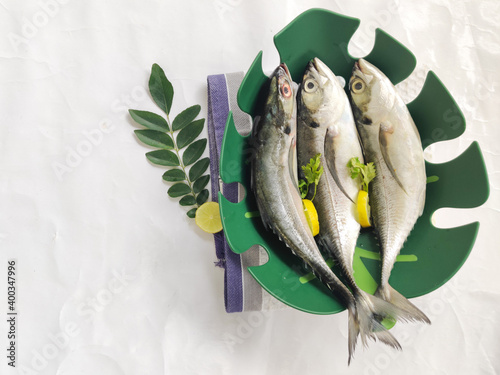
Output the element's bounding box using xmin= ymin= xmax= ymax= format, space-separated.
xmin=357 ymin=190 xmax=372 ymax=228
xmin=302 ymin=199 xmax=320 ymax=236
xmin=195 ymin=202 xmax=223 ymax=233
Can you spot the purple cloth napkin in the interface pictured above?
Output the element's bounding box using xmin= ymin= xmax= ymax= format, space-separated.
xmin=207 ymin=73 xmax=244 ymax=313
xmin=207 ymin=72 xmax=288 ymax=313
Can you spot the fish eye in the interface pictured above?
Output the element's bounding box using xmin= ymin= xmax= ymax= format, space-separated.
xmin=351 ymin=79 xmax=365 ymax=94
xmin=304 ymin=79 xmax=317 ymax=93
xmin=281 ymin=81 xmax=292 ymax=98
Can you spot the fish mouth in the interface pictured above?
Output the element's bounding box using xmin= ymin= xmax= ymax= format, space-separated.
xmin=353 ymin=59 xmax=368 ymax=75
xmin=302 ymin=58 xmax=327 ymax=85
xmin=311 ymin=57 xmax=328 ymax=77
xmin=358 ymin=59 xmax=368 ymax=74
xmin=312 ymin=58 xmax=320 ymax=72
xmin=302 ymin=60 xmax=316 ymax=81
xmin=279 ymin=63 xmax=291 ymax=79
xmin=351 ymin=59 xmax=368 ymax=82
xmin=353 ymin=60 xmax=360 ymax=72
xmin=355 ymin=59 xmax=373 ymax=75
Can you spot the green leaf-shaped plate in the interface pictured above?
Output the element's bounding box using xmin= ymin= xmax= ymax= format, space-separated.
xmin=219 ymin=8 xmax=489 ymax=314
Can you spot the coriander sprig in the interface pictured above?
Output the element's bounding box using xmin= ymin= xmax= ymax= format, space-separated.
xmin=129 ymin=64 xmax=209 ymax=218
xmin=298 ymin=153 xmax=324 ymax=201
xmin=347 ymin=157 xmax=376 ymax=192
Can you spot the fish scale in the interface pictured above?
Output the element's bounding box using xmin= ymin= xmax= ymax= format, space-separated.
xmin=371 ymin=163 xmax=410 ymax=283
xmin=315 ymin=153 xmax=357 ymax=279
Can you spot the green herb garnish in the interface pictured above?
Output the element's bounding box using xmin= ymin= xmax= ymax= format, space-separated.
xmin=129 ymin=64 xmax=209 ymax=218
xmin=347 ymin=157 xmax=376 ymax=192
xmin=299 ymin=153 xmax=324 ymax=201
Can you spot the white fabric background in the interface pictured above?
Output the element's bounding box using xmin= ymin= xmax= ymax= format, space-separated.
xmin=0 ymin=0 xmax=498 ymax=374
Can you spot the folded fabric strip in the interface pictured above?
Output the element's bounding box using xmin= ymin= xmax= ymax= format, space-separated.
xmin=207 ymin=72 xmax=286 ymax=313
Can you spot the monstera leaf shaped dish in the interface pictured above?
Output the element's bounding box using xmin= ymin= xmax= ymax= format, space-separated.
xmin=219 ymin=9 xmax=489 ymax=315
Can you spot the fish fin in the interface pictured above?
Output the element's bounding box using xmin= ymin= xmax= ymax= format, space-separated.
xmin=346 ymin=294 xmax=402 ymax=365
xmin=288 ymin=135 xmax=299 ymax=192
xmin=375 ymin=284 xmax=431 ymax=324
xmin=259 ymin=210 xmax=272 ymax=232
xmin=347 ymin=306 xmax=360 ymax=365
xmin=250 ymin=115 xmax=262 ymax=139
xmin=301 ymin=260 xmax=313 ymax=273
xmin=379 ymin=123 xmax=408 ymax=195
xmin=371 ymin=324 xmax=402 ymax=351
xmin=354 ymin=291 xmax=402 ymax=350
xmin=315 ymin=235 xmax=329 ymax=254
xmin=270 ymin=226 xmax=286 ymax=244
xmin=254 ymin=196 xmax=272 ymax=232
xmin=250 ymin=117 xmax=261 ymax=197
xmin=357 ymin=290 xmax=414 ymax=324
xmin=324 ymin=127 xmax=355 ymax=204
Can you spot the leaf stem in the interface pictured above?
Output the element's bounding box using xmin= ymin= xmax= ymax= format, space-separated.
xmin=311 ymin=183 xmax=318 ymax=201
xmin=166 ymin=113 xmax=198 ymax=207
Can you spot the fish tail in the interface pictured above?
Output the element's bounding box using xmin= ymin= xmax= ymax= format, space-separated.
xmin=375 ymin=284 xmax=431 ymax=324
xmin=354 ymin=291 xmax=402 ymax=350
xmin=371 ymin=326 xmax=402 ymax=350
xmin=347 ymin=305 xmax=360 ymax=365
xmin=346 ymin=291 xmax=406 ymax=364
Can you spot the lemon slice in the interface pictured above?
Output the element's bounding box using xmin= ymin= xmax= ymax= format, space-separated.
xmin=195 ymin=202 xmax=223 ymax=233
xmin=302 ymin=199 xmax=320 ymax=236
xmin=357 ymin=190 xmax=371 ymax=228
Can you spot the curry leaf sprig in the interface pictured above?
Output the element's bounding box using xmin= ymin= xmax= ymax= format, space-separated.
xmin=129 ymin=64 xmax=209 ymax=218
xmin=298 ymin=153 xmax=324 ymax=201
xmin=347 ymin=157 xmax=376 ymax=192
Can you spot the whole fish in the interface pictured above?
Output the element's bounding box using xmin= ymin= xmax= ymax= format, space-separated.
xmin=348 ymin=58 xmax=430 ymax=323
xmin=251 ymin=63 xmax=366 ymax=362
xmin=297 ymin=58 xmax=404 ymax=353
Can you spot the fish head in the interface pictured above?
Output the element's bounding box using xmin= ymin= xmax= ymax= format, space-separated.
xmin=265 ymin=63 xmax=296 ymax=134
xmin=298 ymin=57 xmax=344 ymax=126
xmin=349 ymin=58 xmax=395 ymax=125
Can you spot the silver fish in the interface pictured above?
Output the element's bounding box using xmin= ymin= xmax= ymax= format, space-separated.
xmin=349 ymin=58 xmax=430 ymax=323
xmin=251 ymin=64 xmax=364 ymax=362
xmin=297 ymin=58 xmax=403 ymax=354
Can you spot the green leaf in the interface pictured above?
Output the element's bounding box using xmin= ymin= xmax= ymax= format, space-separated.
xmin=179 ymin=195 xmax=196 ymax=206
xmin=146 ymin=150 xmax=179 ymax=166
xmin=193 ymin=175 xmax=210 ymax=194
xmin=182 ymin=139 xmax=207 ymax=166
xmin=347 ymin=157 xmax=376 ymax=192
xmin=168 ymin=183 xmax=191 ymax=198
xmin=172 ymin=105 xmax=201 ymax=131
xmin=298 ymin=179 xmax=308 ymax=199
xmin=176 ymin=119 xmax=205 ymax=149
xmin=196 ymin=189 xmax=209 ymax=205
xmin=364 ymin=162 xmax=376 ymax=185
xmin=149 ymin=64 xmax=174 ymax=115
xmin=162 ymin=169 xmax=186 ymax=182
xmin=186 ymin=207 xmax=197 ymax=218
xmin=189 ymin=157 xmax=210 ymax=181
xmin=300 ymin=153 xmax=324 ymax=201
xmin=302 ymin=153 xmax=323 ymax=186
xmin=129 ymin=110 xmax=169 ymax=132
xmin=134 ymin=129 xmax=174 ymax=149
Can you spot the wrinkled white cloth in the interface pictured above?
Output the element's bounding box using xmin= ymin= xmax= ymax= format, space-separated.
xmin=0 ymin=1 xmax=499 ymax=374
